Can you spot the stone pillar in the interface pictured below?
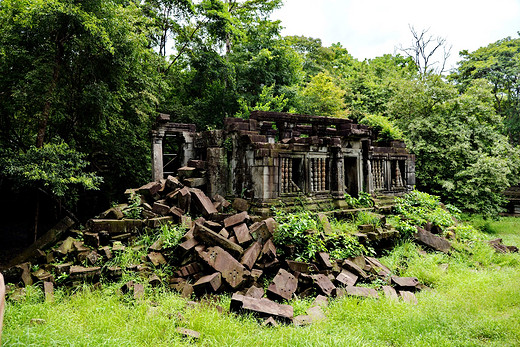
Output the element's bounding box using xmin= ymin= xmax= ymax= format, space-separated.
xmin=361 ymin=139 xmax=370 ymax=193
xmin=151 ymin=130 xmax=164 ymax=182
xmin=329 ymin=147 xmax=344 ymax=198
xmin=207 ymin=147 xmax=229 ymax=198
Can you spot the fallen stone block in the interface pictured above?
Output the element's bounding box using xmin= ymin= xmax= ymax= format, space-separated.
xmin=190 ymin=188 xmax=218 ymax=217
xmin=193 ymin=272 xmax=222 ymax=294
xmin=137 ymin=181 xmax=162 ymax=196
xmin=306 ymin=305 xmax=326 ymax=322
xmin=249 ymin=221 xmax=271 ymax=242
xmin=230 ymin=293 xmax=293 ymax=324
xmin=134 ymin=283 xmax=145 ymax=299
xmin=57 ymin=237 xmax=76 ymax=255
xmin=233 ymin=223 xmax=252 ymax=245
xmin=364 ymin=256 xmax=391 ymax=277
xmin=414 ymin=227 xmax=451 ymax=253
xmin=147 ymin=252 xmax=167 ymax=266
xmin=312 ymin=274 xmax=336 ymax=296
xmin=177 ymin=166 xmax=196 ymax=179
xmin=232 ymin=198 xmax=250 ymax=212
xmin=223 ymin=211 xmax=249 ymax=229
xmin=178 ymin=238 xmax=199 ymax=253
xmin=399 ymin=290 xmax=418 ymax=304
xmin=17 ymin=263 xmax=33 ymax=286
xmin=83 ymin=232 xmax=100 ymax=248
xmin=69 ymin=266 xmax=101 ymax=280
xmin=204 ymin=220 xmax=222 ymax=232
xmin=337 ymin=286 xmax=378 ymax=299
xmin=391 ymin=276 xmax=420 ymax=290
xmin=342 ymin=259 xmax=370 ymax=280
xmin=86 ymin=251 xmax=100 ymax=265
xmin=176 ymin=327 xmax=200 ymax=340
xmin=240 ymin=241 xmax=262 ymax=270
xmin=193 ymin=223 xmax=244 ymax=257
xmin=312 ymin=295 xmax=329 ymax=307
xmin=87 ymin=219 xmax=143 ymax=234
xmin=286 ymin=260 xmax=319 ymax=274
xmin=262 ymin=317 xmax=279 ymax=327
xmin=489 ymin=238 xmax=519 ymax=253
xmin=245 ymin=285 xmax=265 ymax=299
xmin=184 ymin=177 xmax=207 ymax=188
xmin=381 ymin=285 xmax=399 ymax=301
xmin=199 ymin=246 xmax=248 ymax=289
xmin=317 ymin=213 xmax=333 ymax=235
xmin=316 ymin=252 xmax=333 ymax=270
xmin=335 ymin=269 xmax=358 ymax=287
xmin=176 ymin=263 xmax=202 ymax=278
xmin=152 ymin=202 xmax=170 ymax=216
xmin=267 ymin=269 xmax=298 ymax=301
xmin=165 ymin=175 xmax=182 ymax=190
xmin=44 ymin=281 xmax=54 ymax=302
xmin=293 ymin=315 xmax=313 ymax=326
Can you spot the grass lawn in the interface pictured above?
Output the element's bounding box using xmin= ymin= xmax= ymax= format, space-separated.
xmin=3 ymin=217 xmax=520 ymax=346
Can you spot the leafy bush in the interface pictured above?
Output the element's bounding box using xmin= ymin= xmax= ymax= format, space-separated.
xmin=394 ymin=190 xmax=453 ymax=229
xmin=157 ymin=221 xmax=188 ymax=249
xmin=344 ymin=192 xmax=374 ymax=208
xmin=360 ymin=114 xmax=403 ymax=141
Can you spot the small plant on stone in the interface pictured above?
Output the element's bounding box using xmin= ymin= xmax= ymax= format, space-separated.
xmin=123 ymin=192 xmax=143 ymax=219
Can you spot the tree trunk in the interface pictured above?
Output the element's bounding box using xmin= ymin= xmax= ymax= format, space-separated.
xmin=36 ymin=37 xmax=64 ymax=148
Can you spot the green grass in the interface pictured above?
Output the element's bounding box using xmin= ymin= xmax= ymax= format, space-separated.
xmin=3 ymin=217 xmax=520 ymax=346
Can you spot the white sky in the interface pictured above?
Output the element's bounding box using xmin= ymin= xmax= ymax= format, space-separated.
xmin=273 ymin=0 xmax=520 ymax=71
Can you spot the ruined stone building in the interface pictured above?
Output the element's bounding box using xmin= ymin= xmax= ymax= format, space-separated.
xmin=151 ymin=111 xmax=415 ymax=214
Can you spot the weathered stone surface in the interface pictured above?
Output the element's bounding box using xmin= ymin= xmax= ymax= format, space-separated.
xmin=44 ymin=281 xmax=54 ymax=302
xmin=148 ymin=274 xmax=162 ymax=287
xmin=337 ymin=286 xmax=378 ymax=299
xmin=73 ymin=241 xmax=89 ymax=252
xmin=83 ymin=232 xmax=100 ymax=248
xmin=193 ymin=223 xmax=243 ymax=257
xmin=177 ymin=166 xmax=196 ymax=179
xmin=382 ymin=285 xmax=399 ymax=301
xmin=213 ymin=194 xmax=231 ymax=209
xmin=137 ymin=181 xmax=162 ymax=196
xmin=184 ymin=177 xmax=207 ymax=188
xmin=267 ymin=269 xmax=298 ymax=301
xmin=203 ymin=220 xmax=221 ymax=231
xmin=177 ymin=187 xmax=191 ymax=212
xmin=249 ymin=221 xmax=271 ymax=242
xmin=178 ymin=238 xmax=199 ymax=253
xmin=312 ymin=294 xmax=329 ymax=307
xmin=335 ymin=269 xmax=358 ymax=287
xmin=399 ymin=290 xmax=418 ymax=304
xmin=69 ymin=266 xmax=101 ymax=280
xmin=240 ymin=241 xmax=262 ymax=270
xmin=199 ymin=246 xmax=248 ymax=289
xmin=17 ymin=263 xmax=33 ymax=286
xmin=230 ymin=293 xmax=293 ymax=323
xmin=306 ymin=305 xmax=326 ymax=321
xmin=312 ymin=274 xmax=336 ymax=296
xmin=149 ymin=238 xmax=164 ymax=252
xmin=219 ymin=228 xmax=230 ymax=238
xmin=133 ymin=283 xmax=145 ymax=299
xmin=152 ymin=202 xmax=170 ymax=216
xmin=190 ymin=188 xmax=218 ymax=217
xmin=233 ymin=223 xmax=252 ymax=245
xmin=286 ymin=260 xmax=319 ymax=274
xmin=245 ymin=285 xmax=265 ymax=299
xmin=176 ymin=327 xmax=200 ymax=340
xmin=112 ymin=242 xmax=125 ymax=252
xmin=87 ymin=219 xmax=143 ymax=234
xmin=148 ymin=252 xmax=167 ymax=266
xmin=193 ymin=272 xmax=222 ymax=294
xmin=223 ymin=212 xmax=249 ymax=229
xmin=318 ymin=213 xmax=333 ymax=235
xmin=364 ymin=256 xmax=391 ymax=277
xmin=176 ymin=263 xmax=202 ymax=278
xmin=391 ymin=276 xmax=419 ymax=289
xmin=293 ymin=315 xmax=313 ymax=326
xmin=414 ymin=227 xmax=451 ymax=253
xmin=232 ymin=198 xmax=250 ymax=212
xmin=316 ymin=252 xmax=332 ymax=269
xmin=264 ymin=218 xmax=277 ymax=235
xmin=57 ymin=237 xmax=76 ymax=255
xmin=262 ymin=317 xmax=279 ymax=327
xmin=261 ymin=239 xmax=277 ymax=260
xmin=489 ymin=238 xmax=519 ymax=253
xmin=342 ymin=259 xmax=370 ymax=279
xmin=86 ymin=251 xmax=100 ymax=265
xmin=165 ymin=175 xmax=182 ymax=190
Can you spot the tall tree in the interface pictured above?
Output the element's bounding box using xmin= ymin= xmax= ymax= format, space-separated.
xmin=451 ymin=36 xmax=520 ymax=142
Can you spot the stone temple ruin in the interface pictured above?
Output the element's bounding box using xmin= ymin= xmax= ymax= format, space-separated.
xmin=152 ymin=111 xmax=415 ymax=213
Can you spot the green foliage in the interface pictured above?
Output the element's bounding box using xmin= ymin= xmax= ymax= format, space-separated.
xmin=359 ymin=114 xmax=403 ymax=141
xmin=157 ymin=221 xmax=188 ymax=249
xmin=296 ymin=72 xmax=347 ymax=117
xmin=388 ymin=75 xmax=520 ymax=215
xmin=355 ymin=211 xmax=382 ymax=227
xmin=272 ymin=210 xmax=324 ymax=262
xmin=123 ymin=193 xmax=143 ymax=219
xmin=393 ymin=190 xmax=455 ymax=237
xmin=344 ymin=192 xmax=374 ymax=208
xmin=1 ymin=142 xmax=102 ymax=200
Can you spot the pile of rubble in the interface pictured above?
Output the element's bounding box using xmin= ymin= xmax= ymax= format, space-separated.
xmin=2 ymin=167 xmax=427 ymax=325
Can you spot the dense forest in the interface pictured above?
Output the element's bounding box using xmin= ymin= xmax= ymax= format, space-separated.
xmin=1 ymin=0 xmax=520 ymax=225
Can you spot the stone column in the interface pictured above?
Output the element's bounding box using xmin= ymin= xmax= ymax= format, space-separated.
xmin=151 ymin=129 xmax=164 ymax=182
xmin=329 ymin=141 xmax=344 ymax=198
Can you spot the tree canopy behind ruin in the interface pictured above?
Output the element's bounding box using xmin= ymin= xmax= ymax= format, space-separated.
xmin=0 ymin=0 xmax=519 ymax=215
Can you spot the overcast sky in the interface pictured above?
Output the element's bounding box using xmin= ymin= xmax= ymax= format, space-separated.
xmin=272 ymin=0 xmax=520 ymax=71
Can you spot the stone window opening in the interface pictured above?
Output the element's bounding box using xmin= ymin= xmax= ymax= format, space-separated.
xmin=280 ymin=157 xmax=305 ymax=194
xmin=372 ymin=159 xmax=386 ymax=191
xmin=391 ymin=160 xmax=406 ymax=189
xmin=309 ymin=157 xmax=329 ymax=193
